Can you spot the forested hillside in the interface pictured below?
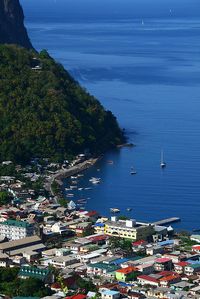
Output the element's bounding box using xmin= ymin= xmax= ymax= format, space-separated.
xmin=0 ymin=45 xmax=124 ymax=163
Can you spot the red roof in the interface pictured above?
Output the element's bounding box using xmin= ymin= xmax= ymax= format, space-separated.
xmin=175 ymin=261 xmax=189 ymax=267
xmin=160 ymin=274 xmax=180 ymax=282
xmin=138 ymin=275 xmax=159 ymax=283
xmin=192 ymin=245 xmax=200 ymax=250
xmin=159 ymin=271 xmax=175 ymax=277
xmin=88 ymin=235 xmax=108 ymax=242
xmin=66 ymin=295 xmax=87 ymax=299
xmin=86 ymin=211 xmax=98 ymax=217
xmin=155 ymin=257 xmax=171 ymax=264
xmin=132 ymin=240 xmax=146 ymax=246
xmin=116 ymin=266 xmax=136 ymax=274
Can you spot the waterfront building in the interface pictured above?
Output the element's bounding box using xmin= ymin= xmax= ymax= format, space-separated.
xmin=0 ymin=219 xmax=34 ymax=240
xmin=95 ymin=217 xmax=155 ymax=241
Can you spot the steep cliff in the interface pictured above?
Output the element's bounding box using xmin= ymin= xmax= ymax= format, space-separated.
xmin=0 ymin=0 xmax=33 ymax=48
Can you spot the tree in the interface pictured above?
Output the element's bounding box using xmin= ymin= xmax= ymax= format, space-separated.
xmin=0 ymin=191 xmax=12 ymax=205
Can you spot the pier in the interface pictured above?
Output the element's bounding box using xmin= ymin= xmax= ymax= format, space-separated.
xmin=152 ymin=217 xmax=181 ymax=226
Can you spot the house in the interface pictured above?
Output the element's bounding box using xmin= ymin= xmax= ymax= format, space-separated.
xmin=137 ymin=275 xmax=160 ymax=287
xmin=192 ymin=245 xmax=200 ymax=253
xmin=147 ymin=287 xmax=170 ymax=298
xmin=0 ymin=253 xmax=10 ymax=267
xmin=184 ymin=263 xmax=200 ymax=276
xmin=174 ymin=261 xmax=189 ymax=274
xmin=100 ymin=290 xmax=120 ymax=299
xmin=51 ymin=255 xmax=78 ymax=268
xmin=154 ymin=257 xmax=172 ymax=271
xmin=132 ymin=240 xmax=147 ymax=252
xmin=87 ymin=262 xmax=120 ymax=277
xmin=136 ymin=263 xmax=154 ymax=275
xmin=190 ymin=285 xmax=200 ymax=296
xmin=146 ymin=245 xmax=164 ymax=256
xmin=171 ymin=281 xmax=194 ymax=291
xmin=115 ymin=266 xmax=137 ymax=282
xmin=159 ymin=274 xmax=181 ymax=287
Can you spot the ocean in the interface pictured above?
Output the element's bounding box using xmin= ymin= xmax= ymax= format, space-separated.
xmin=21 ymin=0 xmax=200 ymax=231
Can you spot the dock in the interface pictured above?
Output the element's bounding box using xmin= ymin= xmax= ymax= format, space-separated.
xmin=152 ymin=217 xmax=181 ymax=226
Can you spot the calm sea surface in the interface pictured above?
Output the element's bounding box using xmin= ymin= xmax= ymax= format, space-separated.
xmin=21 ymin=0 xmax=200 ymax=230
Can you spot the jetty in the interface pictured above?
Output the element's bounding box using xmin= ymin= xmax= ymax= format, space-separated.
xmin=152 ymin=217 xmax=181 ymax=226
xmin=45 ymin=158 xmax=98 ymax=197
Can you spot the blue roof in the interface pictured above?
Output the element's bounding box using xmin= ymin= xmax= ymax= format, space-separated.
xmin=187 ymin=259 xmax=200 ymax=264
xmin=101 ymin=290 xmax=119 ymax=296
xmin=118 ymin=282 xmax=133 ymax=287
xmin=94 ymin=223 xmax=105 ymax=227
xmin=158 ymin=240 xmax=174 ymax=246
xmin=112 ymin=258 xmax=129 ymax=265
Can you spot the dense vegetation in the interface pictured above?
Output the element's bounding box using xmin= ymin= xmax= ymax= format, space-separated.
xmin=0 ymin=45 xmax=124 ymax=163
xmin=0 ymin=267 xmax=52 ymax=297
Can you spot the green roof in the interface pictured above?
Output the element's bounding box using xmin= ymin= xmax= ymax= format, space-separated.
xmin=189 ymin=264 xmax=200 ymax=269
xmin=3 ymin=219 xmax=32 ymax=228
xmin=88 ymin=262 xmax=120 ymax=272
xmin=19 ymin=266 xmax=50 ymax=281
xmin=13 ymin=297 xmax=40 ymax=299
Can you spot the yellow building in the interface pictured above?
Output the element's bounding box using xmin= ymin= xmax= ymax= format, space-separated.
xmin=94 ymin=218 xmax=154 ymax=241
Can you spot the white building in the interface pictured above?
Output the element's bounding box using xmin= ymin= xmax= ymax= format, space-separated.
xmin=0 ymin=220 xmax=34 ymax=240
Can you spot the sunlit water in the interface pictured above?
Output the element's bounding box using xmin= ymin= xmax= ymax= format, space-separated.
xmin=22 ymin=0 xmax=200 ymax=231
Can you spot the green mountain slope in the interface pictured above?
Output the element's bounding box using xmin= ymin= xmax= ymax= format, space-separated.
xmin=0 ymin=45 xmax=124 ymax=163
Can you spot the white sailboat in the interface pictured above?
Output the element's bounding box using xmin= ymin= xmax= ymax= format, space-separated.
xmin=160 ymin=150 xmax=166 ymax=168
xmin=130 ymin=166 xmax=137 ymax=175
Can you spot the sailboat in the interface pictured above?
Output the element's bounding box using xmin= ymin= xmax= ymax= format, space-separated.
xmin=130 ymin=166 xmax=137 ymax=175
xmin=160 ymin=150 xmax=166 ymax=168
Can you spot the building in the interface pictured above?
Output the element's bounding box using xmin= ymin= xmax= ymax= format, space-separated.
xmin=0 ymin=219 xmax=34 ymax=240
xmin=115 ymin=266 xmax=137 ymax=282
xmin=154 ymin=258 xmax=172 ymax=272
xmin=96 ymin=218 xmax=154 ymax=241
xmin=174 ymin=261 xmax=189 ymax=274
xmin=0 ymin=235 xmax=45 ymax=256
xmin=137 ymin=275 xmax=159 ymax=287
xmin=19 ymin=265 xmax=53 ymax=283
xmin=101 ymin=290 xmax=120 ymax=299
xmin=184 ymin=263 xmax=200 ymax=276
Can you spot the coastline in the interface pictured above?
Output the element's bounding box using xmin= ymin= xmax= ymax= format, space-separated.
xmin=44 ymin=157 xmax=99 ymax=197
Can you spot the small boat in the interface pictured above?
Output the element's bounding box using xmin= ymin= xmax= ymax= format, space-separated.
xmin=77 ymin=199 xmax=87 ymax=203
xmin=66 ymin=193 xmax=74 ymax=197
xmin=89 ymin=177 xmax=100 ymax=182
xmin=160 ymin=150 xmax=166 ymax=168
xmin=70 ymin=185 xmax=77 ymax=189
xmin=71 ymin=180 xmax=78 ymax=184
xmin=71 ymin=175 xmax=78 ymax=179
xmin=130 ymin=167 xmax=137 ymax=175
xmin=85 ymin=187 xmax=92 ymax=190
xmin=127 ymin=208 xmax=132 ymax=212
xmin=65 ymin=188 xmax=71 ymax=191
xmin=77 ymin=174 xmax=84 ymax=178
xmin=92 ymin=180 xmax=100 ymax=185
xmin=78 ymin=187 xmax=84 ymax=191
xmin=110 ymin=208 xmax=120 ymax=213
xmin=107 ymin=160 xmax=114 ymax=164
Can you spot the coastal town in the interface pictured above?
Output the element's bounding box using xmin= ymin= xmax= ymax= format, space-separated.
xmin=0 ymin=157 xmax=200 ymax=299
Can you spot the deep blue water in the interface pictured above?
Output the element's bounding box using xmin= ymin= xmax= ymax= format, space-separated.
xmin=21 ymin=0 xmax=200 ymax=230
